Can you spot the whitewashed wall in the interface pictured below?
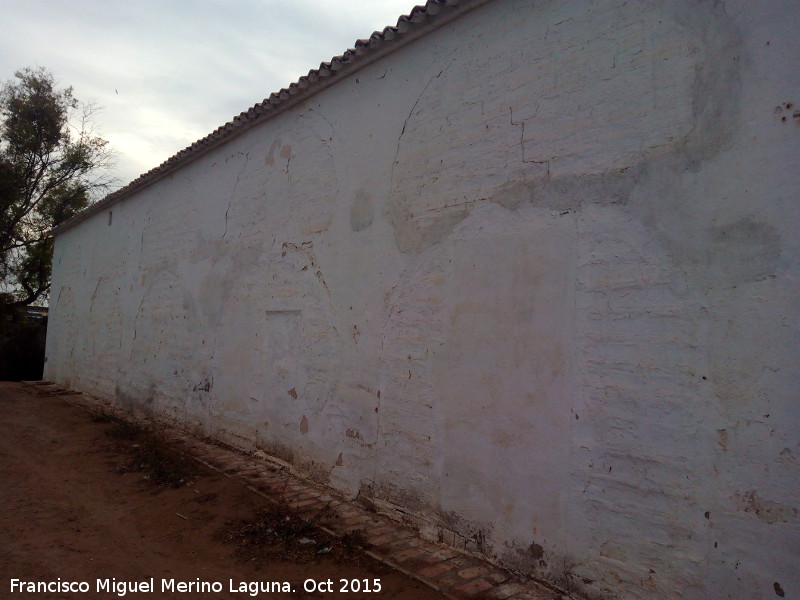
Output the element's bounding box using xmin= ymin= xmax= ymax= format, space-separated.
xmin=46 ymin=1 xmax=800 ymax=598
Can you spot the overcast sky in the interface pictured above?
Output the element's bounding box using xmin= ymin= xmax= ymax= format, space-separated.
xmin=1 ymin=0 xmax=416 ymax=189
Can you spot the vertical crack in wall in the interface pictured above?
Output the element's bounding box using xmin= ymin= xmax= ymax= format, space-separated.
xmin=131 ymin=208 xmax=152 ymax=356
xmin=305 ymin=108 xmax=341 ymax=210
xmin=89 ymin=278 xmax=102 ymax=306
xmin=137 ymin=208 xmax=151 ymax=274
xmin=390 ymin=69 xmax=444 ymax=188
xmin=223 ymin=152 xmax=250 ymax=240
xmin=510 ymin=104 xmax=549 ymax=170
xmin=211 ymin=153 xmax=251 ymax=377
xmin=307 ymin=107 xmax=337 ymax=139
xmin=130 ymin=293 xmax=146 ymax=357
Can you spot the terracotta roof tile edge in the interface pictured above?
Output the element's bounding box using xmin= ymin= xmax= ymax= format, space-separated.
xmin=50 ymin=0 xmax=492 ymax=237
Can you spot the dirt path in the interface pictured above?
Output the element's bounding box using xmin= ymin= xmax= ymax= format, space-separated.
xmin=0 ymin=382 xmax=446 ymax=599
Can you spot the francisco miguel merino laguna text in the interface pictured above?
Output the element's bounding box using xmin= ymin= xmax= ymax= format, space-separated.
xmin=10 ymin=577 xmax=383 ymax=596
xmin=11 ymin=578 xmax=294 ymax=596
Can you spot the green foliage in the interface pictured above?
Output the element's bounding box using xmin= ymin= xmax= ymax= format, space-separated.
xmin=0 ymin=67 xmax=114 ymax=307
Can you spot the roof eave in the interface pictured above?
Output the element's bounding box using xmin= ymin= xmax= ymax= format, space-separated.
xmin=50 ymin=0 xmax=491 ymax=238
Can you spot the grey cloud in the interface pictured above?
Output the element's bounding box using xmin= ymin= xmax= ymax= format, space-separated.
xmin=1 ymin=0 xmax=414 ymax=187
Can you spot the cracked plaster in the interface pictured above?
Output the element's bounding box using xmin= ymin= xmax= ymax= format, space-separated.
xmin=44 ymin=2 xmax=800 ymax=598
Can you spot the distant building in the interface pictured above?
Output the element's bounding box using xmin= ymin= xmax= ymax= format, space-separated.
xmin=45 ymin=1 xmax=800 ymax=598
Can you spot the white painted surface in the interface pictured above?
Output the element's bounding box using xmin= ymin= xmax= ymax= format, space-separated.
xmin=46 ymin=1 xmax=800 ymax=598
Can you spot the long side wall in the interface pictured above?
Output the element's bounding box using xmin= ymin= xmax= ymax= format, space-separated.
xmin=46 ymin=1 xmax=800 ymax=598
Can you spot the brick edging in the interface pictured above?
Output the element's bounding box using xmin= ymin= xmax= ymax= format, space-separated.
xmin=22 ymin=381 xmax=569 ymax=600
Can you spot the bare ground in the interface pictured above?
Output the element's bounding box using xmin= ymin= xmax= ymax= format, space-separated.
xmin=0 ymin=382 xmax=447 ymax=599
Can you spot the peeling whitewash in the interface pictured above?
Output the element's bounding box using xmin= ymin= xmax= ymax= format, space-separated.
xmin=45 ymin=1 xmax=799 ymax=598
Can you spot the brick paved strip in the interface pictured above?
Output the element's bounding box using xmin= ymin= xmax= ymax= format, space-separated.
xmin=418 ymin=546 xmax=460 ymax=563
xmin=289 ymin=497 xmax=326 ymax=509
xmin=341 ymin=514 xmax=377 ymax=529
xmin=333 ymin=506 xmax=364 ymax=519
xmin=284 ymin=489 xmax=316 ymax=501
xmin=362 ymin=523 xmax=395 ymax=537
xmin=42 ymin=383 xmax=571 ymax=600
xmin=456 ymin=578 xmax=494 ymax=596
xmin=489 ymin=582 xmax=528 ymax=599
xmin=418 ymin=561 xmax=457 ymax=579
xmin=441 ymin=554 xmax=475 ymax=570
xmin=485 ymin=568 xmax=511 ymax=584
xmin=370 ymin=531 xmax=409 ymax=546
xmin=386 ymin=535 xmax=424 ymax=550
xmin=436 ymin=571 xmax=472 ymax=589
xmin=392 ymin=546 xmax=431 ymax=564
xmin=458 ymin=565 xmax=491 ymax=580
xmin=508 ymin=588 xmax=563 ymax=600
